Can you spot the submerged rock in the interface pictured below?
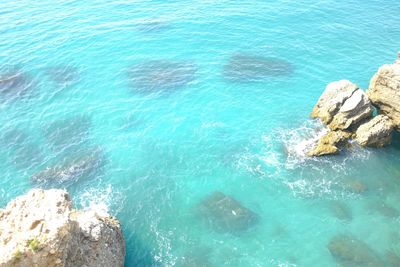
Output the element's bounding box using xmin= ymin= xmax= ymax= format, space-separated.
xmin=355 ymin=115 xmax=394 ymax=147
xmin=307 ymin=130 xmax=352 ymax=156
xmin=311 ymin=80 xmax=373 ymax=130
xmin=328 ymin=234 xmax=384 ymax=267
xmin=223 ymin=53 xmax=293 ymax=82
xmin=341 ymin=179 xmax=368 ymax=194
xmin=128 ymin=60 xmax=196 ymax=94
xmin=0 ymin=189 xmax=125 ymax=267
xmin=376 ymin=203 xmax=399 ymax=219
xmin=367 ymin=56 xmax=400 ymax=129
xmin=31 ymin=147 xmax=105 ymax=186
xmin=330 ymin=201 xmax=352 ymax=221
xmin=198 ymin=191 xmax=259 ymax=233
xmin=0 ymin=67 xmax=35 ymax=102
xmin=43 ymin=115 xmax=91 ymax=150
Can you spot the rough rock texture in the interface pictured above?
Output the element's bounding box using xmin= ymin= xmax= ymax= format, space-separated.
xmin=328 ymin=234 xmax=384 ymax=267
xmin=367 ymin=58 xmax=400 ymax=129
xmin=0 ymin=189 xmax=125 ymax=267
xmin=311 ymin=80 xmax=373 ymax=130
xmin=355 ymin=115 xmax=394 ymax=147
xmin=307 ymin=130 xmax=352 ymax=156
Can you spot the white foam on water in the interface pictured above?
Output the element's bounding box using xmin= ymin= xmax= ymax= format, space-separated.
xmin=76 ymin=184 xmax=123 ymax=217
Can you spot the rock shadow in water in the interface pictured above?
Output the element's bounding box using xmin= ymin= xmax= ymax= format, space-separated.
xmin=0 ymin=128 xmax=44 ymax=169
xmin=45 ymin=65 xmax=80 ymax=86
xmin=328 ymin=234 xmax=384 ymax=267
xmin=0 ymin=66 xmax=35 ymax=102
xmin=31 ymin=146 xmax=106 ymax=187
xmin=197 ymin=191 xmax=259 ymax=234
xmin=128 ymin=60 xmax=197 ymax=95
xmin=329 ymin=201 xmax=352 ymax=221
xmin=223 ymin=53 xmax=294 ymax=83
xmin=43 ymin=115 xmax=91 ymax=151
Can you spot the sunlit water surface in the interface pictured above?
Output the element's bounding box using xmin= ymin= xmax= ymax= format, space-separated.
xmin=1 ymin=0 xmax=400 ymax=266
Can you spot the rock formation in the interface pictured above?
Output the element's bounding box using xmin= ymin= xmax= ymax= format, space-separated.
xmin=355 ymin=115 xmax=393 ymax=147
xmin=311 ymin=80 xmax=373 ymax=130
xmin=307 ymin=130 xmax=352 ymax=156
xmin=367 ymin=56 xmax=400 ymax=129
xmin=0 ymin=189 xmax=125 ymax=267
xmin=308 ymin=53 xmax=400 ymax=156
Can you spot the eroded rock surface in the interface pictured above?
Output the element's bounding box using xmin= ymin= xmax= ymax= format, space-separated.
xmin=307 ymin=130 xmax=352 ymax=157
xmin=0 ymin=189 xmax=125 ymax=267
xmin=311 ymin=80 xmax=373 ymax=130
xmin=355 ymin=115 xmax=394 ymax=147
xmin=367 ymin=58 xmax=400 ymax=129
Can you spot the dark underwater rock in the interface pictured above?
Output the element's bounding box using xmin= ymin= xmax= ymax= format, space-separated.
xmin=341 ymin=179 xmax=368 ymax=194
xmin=223 ymin=53 xmax=293 ymax=82
xmin=0 ymin=67 xmax=35 ymax=102
xmin=128 ymin=60 xmax=196 ymax=94
xmin=330 ymin=201 xmax=352 ymax=221
xmin=31 ymin=147 xmax=105 ymax=186
xmin=45 ymin=65 xmax=80 ymax=85
xmin=43 ymin=115 xmax=91 ymax=150
xmin=198 ymin=191 xmax=259 ymax=233
xmin=328 ymin=234 xmax=384 ymax=267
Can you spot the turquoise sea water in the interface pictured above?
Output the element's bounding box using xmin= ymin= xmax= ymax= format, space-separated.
xmin=1 ymin=0 xmax=400 ymax=266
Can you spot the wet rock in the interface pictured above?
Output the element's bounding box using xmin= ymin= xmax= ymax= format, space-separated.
xmin=31 ymin=147 xmax=105 ymax=186
xmin=197 ymin=191 xmax=259 ymax=233
xmin=45 ymin=65 xmax=80 ymax=85
xmin=128 ymin=60 xmax=196 ymax=94
xmin=328 ymin=234 xmax=384 ymax=267
xmin=355 ymin=115 xmax=394 ymax=147
xmin=0 ymin=189 xmax=125 ymax=267
xmin=307 ymin=130 xmax=352 ymax=156
xmin=0 ymin=67 xmax=35 ymax=102
xmin=223 ymin=53 xmax=293 ymax=82
xmin=330 ymin=201 xmax=352 ymax=221
xmin=385 ymin=250 xmax=400 ymax=267
xmin=43 ymin=115 xmax=91 ymax=150
xmin=311 ymin=80 xmax=373 ymax=130
xmin=367 ymin=56 xmax=400 ymax=129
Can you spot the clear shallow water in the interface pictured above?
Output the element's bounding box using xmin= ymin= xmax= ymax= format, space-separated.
xmin=1 ymin=0 xmax=400 ymax=266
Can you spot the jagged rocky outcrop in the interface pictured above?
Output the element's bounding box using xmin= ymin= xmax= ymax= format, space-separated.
xmin=367 ymin=56 xmax=400 ymax=129
xmin=307 ymin=130 xmax=352 ymax=157
xmin=307 ymin=53 xmax=400 ymax=156
xmin=355 ymin=115 xmax=394 ymax=147
xmin=311 ymin=80 xmax=373 ymax=130
xmin=0 ymin=189 xmax=125 ymax=267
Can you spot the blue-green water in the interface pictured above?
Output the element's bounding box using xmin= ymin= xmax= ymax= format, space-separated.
xmin=1 ymin=0 xmax=400 ymax=266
